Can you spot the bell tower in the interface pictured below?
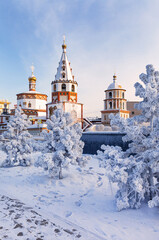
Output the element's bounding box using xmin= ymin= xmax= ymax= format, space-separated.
xmin=46 ymin=37 xmax=83 ymax=125
xmin=51 ymin=36 xmax=78 ymax=104
xmin=101 ymin=74 xmax=130 ymax=125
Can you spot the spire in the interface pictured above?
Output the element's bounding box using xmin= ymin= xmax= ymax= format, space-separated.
xmin=55 ymin=37 xmax=74 ymax=82
xmin=62 ymin=35 xmax=67 ymax=53
xmin=31 ymin=64 xmax=35 ymax=77
xmin=113 ymin=74 xmax=117 ymax=83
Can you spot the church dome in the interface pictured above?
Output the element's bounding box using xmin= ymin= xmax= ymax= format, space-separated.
xmin=28 ymin=75 xmax=36 ymax=81
xmin=107 ymin=75 xmax=122 ymax=90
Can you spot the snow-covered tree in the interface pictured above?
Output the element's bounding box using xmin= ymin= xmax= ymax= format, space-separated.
xmin=98 ymin=65 xmax=159 ymax=210
xmin=97 ymin=145 xmax=146 ymax=210
xmin=37 ymin=108 xmax=88 ymax=179
xmin=1 ymin=106 xmax=33 ymax=166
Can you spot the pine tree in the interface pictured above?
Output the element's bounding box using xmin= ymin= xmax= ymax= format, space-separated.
xmin=1 ymin=106 xmax=33 ymax=166
xmin=98 ymin=65 xmax=159 ymax=210
xmin=37 ymin=108 xmax=88 ymax=179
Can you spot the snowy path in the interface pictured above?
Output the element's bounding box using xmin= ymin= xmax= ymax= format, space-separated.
xmin=0 ymin=194 xmax=105 ymax=240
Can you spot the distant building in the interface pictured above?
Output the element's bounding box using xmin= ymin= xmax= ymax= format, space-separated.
xmin=0 ymin=103 xmax=11 ymax=133
xmin=127 ymin=101 xmax=141 ymax=118
xmin=0 ymin=99 xmax=10 ymax=115
xmin=46 ymin=37 xmax=83 ymax=126
xmin=12 ymin=66 xmax=47 ymax=118
xmin=101 ymin=74 xmax=130 ymax=125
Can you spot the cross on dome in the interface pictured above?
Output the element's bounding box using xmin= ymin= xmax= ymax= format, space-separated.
xmin=30 ymin=64 xmax=35 ymax=76
xmin=113 ymin=74 xmax=117 ymax=82
xmin=62 ymin=35 xmax=67 ymax=52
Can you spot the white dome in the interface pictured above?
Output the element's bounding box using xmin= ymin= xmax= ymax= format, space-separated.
xmin=107 ymin=75 xmax=122 ymax=90
xmin=107 ymin=82 xmax=122 ymax=90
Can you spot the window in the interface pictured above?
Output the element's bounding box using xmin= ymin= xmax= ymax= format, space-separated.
xmin=122 ymin=92 xmax=125 ymax=99
xmin=104 ymin=115 xmax=107 ymax=120
xmin=62 ymin=74 xmax=65 ymax=79
xmin=123 ymin=102 xmax=124 ymax=109
xmin=28 ymin=103 xmax=31 ymax=108
xmin=72 ymin=85 xmax=75 ymax=92
xmin=54 ymin=84 xmax=56 ymax=91
xmin=62 ymin=84 xmax=66 ymax=91
xmin=114 ymin=101 xmax=116 ymax=109
xmin=109 ymin=102 xmax=112 ymax=109
xmin=49 ymin=106 xmax=57 ymax=117
xmin=109 ymin=92 xmax=112 ymax=98
xmin=132 ymin=111 xmax=134 ymax=115
xmin=120 ymin=102 xmax=122 ymax=109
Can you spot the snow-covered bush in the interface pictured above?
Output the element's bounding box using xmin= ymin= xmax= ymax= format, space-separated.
xmin=98 ymin=65 xmax=159 ymax=210
xmin=0 ymin=106 xmax=33 ymax=167
xmin=37 ymin=108 xmax=88 ymax=179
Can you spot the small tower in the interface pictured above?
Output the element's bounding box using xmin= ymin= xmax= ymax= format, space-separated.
xmin=47 ymin=37 xmax=83 ymax=125
xmin=16 ymin=66 xmax=47 ymax=118
xmin=28 ymin=65 xmax=36 ymax=91
xmin=101 ymin=74 xmax=130 ymax=125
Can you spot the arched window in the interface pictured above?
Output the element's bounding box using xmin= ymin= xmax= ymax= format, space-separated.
xmin=54 ymin=84 xmax=56 ymax=92
xmin=62 ymin=84 xmax=66 ymax=91
xmin=109 ymin=92 xmax=112 ymax=98
xmin=72 ymin=85 xmax=75 ymax=92
xmin=109 ymin=102 xmax=112 ymax=109
xmin=28 ymin=103 xmax=31 ymax=108
xmin=62 ymin=74 xmax=65 ymax=79
xmin=49 ymin=106 xmax=57 ymax=117
xmin=122 ymin=92 xmax=125 ymax=99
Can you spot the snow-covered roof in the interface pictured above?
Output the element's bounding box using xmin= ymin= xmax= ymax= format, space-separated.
xmin=55 ymin=38 xmax=74 ymax=81
xmin=17 ymin=91 xmax=47 ymax=95
xmin=107 ymin=75 xmax=122 ymax=90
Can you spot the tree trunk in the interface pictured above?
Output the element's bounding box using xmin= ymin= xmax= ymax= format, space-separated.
xmin=148 ymin=167 xmax=154 ymax=200
xmin=59 ymin=166 xmax=63 ymax=179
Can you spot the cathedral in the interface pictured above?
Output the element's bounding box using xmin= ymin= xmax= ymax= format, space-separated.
xmin=46 ymin=37 xmax=83 ymax=125
xmin=101 ymin=74 xmax=130 ymax=125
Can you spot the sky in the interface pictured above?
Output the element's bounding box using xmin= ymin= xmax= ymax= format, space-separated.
xmin=1 ymin=0 xmax=159 ymax=117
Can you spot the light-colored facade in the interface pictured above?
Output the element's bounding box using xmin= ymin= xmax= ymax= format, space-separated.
xmin=127 ymin=101 xmax=141 ymax=118
xmin=47 ymin=38 xmax=83 ymax=125
xmin=101 ymin=75 xmax=130 ymax=125
xmin=16 ymin=67 xmax=47 ymax=118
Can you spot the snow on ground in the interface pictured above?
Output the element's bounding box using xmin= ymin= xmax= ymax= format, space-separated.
xmin=0 ymin=195 xmax=83 ymax=239
xmin=0 ymin=151 xmax=159 ymax=240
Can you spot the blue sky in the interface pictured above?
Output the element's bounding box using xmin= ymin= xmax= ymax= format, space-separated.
xmin=0 ymin=0 xmax=159 ymax=117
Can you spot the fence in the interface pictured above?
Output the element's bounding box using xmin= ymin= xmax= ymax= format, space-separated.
xmin=81 ymin=132 xmax=128 ymax=154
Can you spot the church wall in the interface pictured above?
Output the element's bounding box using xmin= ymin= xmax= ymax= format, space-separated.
xmin=17 ymin=98 xmax=47 ymax=110
xmin=64 ymin=102 xmax=83 ymax=119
